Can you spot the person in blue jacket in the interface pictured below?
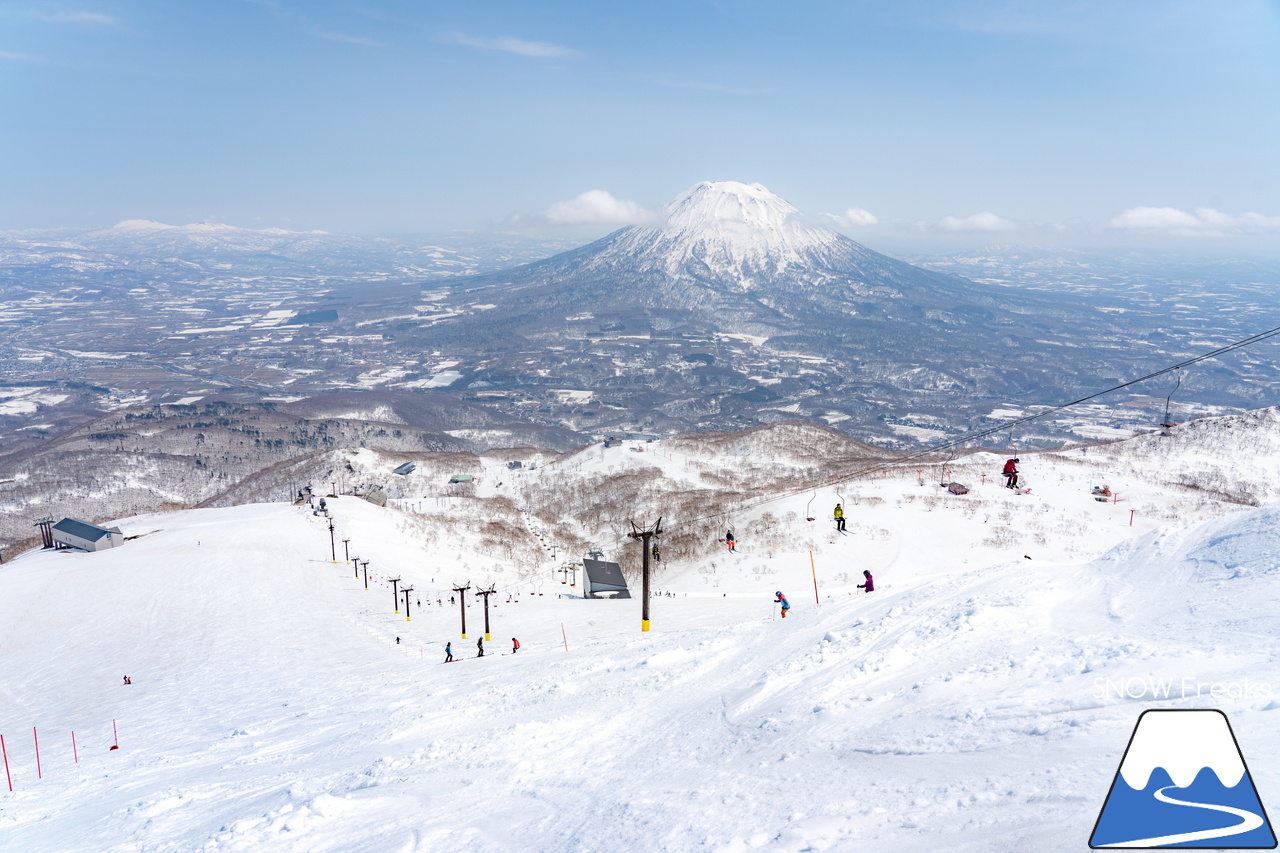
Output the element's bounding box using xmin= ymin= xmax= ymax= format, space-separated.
xmin=775 ymin=590 xmax=790 ymax=618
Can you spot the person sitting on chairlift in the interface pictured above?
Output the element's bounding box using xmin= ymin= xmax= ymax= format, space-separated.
xmin=1003 ymin=457 xmax=1020 ymax=489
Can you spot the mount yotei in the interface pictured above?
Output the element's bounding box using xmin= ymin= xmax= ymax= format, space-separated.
xmin=2 ymin=182 xmax=1278 ymax=453
xmin=384 ymin=181 xmax=1273 ymax=443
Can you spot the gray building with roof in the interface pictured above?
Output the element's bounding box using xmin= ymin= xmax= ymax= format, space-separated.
xmin=51 ymin=518 xmax=124 ymax=552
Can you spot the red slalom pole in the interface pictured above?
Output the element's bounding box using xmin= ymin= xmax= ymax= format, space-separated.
xmin=561 ymin=622 xmax=569 ymax=651
xmin=72 ymin=731 xmax=79 ymax=764
xmin=34 ymin=727 xmax=41 ymax=779
xmin=110 ymin=719 xmax=119 ymax=751
xmin=2 ymin=734 xmax=11 ymax=792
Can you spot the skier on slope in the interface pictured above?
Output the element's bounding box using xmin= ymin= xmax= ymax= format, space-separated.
xmin=775 ymin=590 xmax=790 ymax=618
xmin=445 ymin=642 xmax=453 ymax=662
xmin=512 ymin=637 xmax=520 ymax=653
xmin=477 ymin=637 xmax=485 ymax=657
xmin=1003 ymin=457 xmax=1019 ymax=489
xmin=857 ymin=570 xmax=875 ymax=593
xmin=834 ymin=503 xmax=846 ymax=532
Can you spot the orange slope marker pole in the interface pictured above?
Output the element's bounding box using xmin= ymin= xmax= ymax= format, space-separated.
xmin=811 ymin=551 xmax=819 ymax=605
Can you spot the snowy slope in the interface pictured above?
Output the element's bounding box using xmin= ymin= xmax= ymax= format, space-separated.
xmin=4 ymin=438 xmax=1280 ymax=852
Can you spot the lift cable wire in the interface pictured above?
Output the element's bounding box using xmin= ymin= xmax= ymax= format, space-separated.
xmin=682 ymin=323 xmax=1280 ymax=525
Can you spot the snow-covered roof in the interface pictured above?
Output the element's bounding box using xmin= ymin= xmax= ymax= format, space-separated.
xmin=52 ymin=517 xmax=114 ymax=541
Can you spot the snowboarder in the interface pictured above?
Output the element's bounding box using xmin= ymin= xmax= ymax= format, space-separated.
xmin=445 ymin=642 xmax=453 ymax=662
xmin=858 ymin=570 xmax=875 ymax=593
xmin=123 ymin=675 xmax=131 ymax=685
xmin=395 ymin=636 xmax=400 ymax=645
xmin=775 ymin=590 xmax=790 ymax=618
xmin=477 ymin=637 xmax=485 ymax=657
xmin=834 ymin=503 xmax=846 ymax=532
xmin=726 ymin=530 xmax=736 ymax=552
xmin=1003 ymin=457 xmax=1019 ymax=489
xmin=512 ymin=637 xmax=520 ymax=653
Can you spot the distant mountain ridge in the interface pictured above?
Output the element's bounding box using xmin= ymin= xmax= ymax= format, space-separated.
xmin=429 ymin=181 xmax=1093 ymax=395
xmin=453 ymin=181 xmax=1018 ymax=315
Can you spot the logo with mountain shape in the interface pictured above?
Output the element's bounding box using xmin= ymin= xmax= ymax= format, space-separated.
xmin=1090 ymin=709 xmax=1277 ymax=848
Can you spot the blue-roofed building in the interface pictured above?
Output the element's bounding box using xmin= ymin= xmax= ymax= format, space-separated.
xmin=51 ymin=518 xmax=123 ymax=552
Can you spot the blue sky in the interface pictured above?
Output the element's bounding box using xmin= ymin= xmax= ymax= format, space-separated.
xmin=2 ymin=0 xmax=1278 ymax=248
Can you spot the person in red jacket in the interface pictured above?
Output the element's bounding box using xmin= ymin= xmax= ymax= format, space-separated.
xmin=1002 ymin=457 xmax=1019 ymax=489
xmin=858 ymin=570 xmax=874 ymax=593
xmin=512 ymin=637 xmax=520 ymax=653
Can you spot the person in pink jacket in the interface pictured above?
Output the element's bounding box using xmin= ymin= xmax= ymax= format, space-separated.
xmin=857 ymin=570 xmax=874 ymax=593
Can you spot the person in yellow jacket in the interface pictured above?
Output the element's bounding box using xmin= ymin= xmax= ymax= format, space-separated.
xmin=833 ymin=503 xmax=846 ymax=532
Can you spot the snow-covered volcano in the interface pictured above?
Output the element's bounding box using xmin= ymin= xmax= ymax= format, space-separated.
xmin=589 ymin=181 xmax=868 ymax=290
xmin=443 ymin=179 xmax=1053 ymax=333
xmin=544 ymin=180 xmax=944 ymax=295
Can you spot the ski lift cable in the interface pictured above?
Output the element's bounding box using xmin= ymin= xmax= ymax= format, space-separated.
xmin=682 ymin=323 xmax=1280 ymax=524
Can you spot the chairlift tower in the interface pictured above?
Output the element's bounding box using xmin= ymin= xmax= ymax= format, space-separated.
xmin=401 ymin=586 xmax=413 ymax=622
xmin=476 ymin=585 xmax=497 ymax=640
xmin=627 ymin=517 xmax=663 ymax=632
xmin=35 ymin=517 xmax=55 ymax=550
xmin=453 ymin=582 xmax=471 ymax=638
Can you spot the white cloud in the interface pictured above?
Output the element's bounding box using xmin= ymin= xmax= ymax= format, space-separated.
xmin=541 ymin=190 xmax=655 ymax=227
xmin=5 ymin=9 xmax=120 ymax=26
xmin=449 ymin=33 xmax=578 ymax=59
xmin=306 ymin=28 xmax=387 ymax=48
xmin=826 ymin=207 xmax=879 ymax=227
xmin=653 ymin=79 xmax=781 ymax=96
xmin=1110 ymin=206 xmax=1280 ymax=235
xmin=934 ymin=212 xmax=1018 ymax=232
xmin=1109 ymin=206 xmax=1203 ymax=231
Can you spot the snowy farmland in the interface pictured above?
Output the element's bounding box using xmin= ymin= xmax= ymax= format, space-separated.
xmin=3 ymin=418 xmax=1280 ymax=851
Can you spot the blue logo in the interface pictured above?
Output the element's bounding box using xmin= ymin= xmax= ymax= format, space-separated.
xmin=1090 ymin=709 xmax=1276 ymax=848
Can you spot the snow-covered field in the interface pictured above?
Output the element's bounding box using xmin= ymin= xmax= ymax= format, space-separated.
xmin=4 ymin=422 xmax=1280 ymax=851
